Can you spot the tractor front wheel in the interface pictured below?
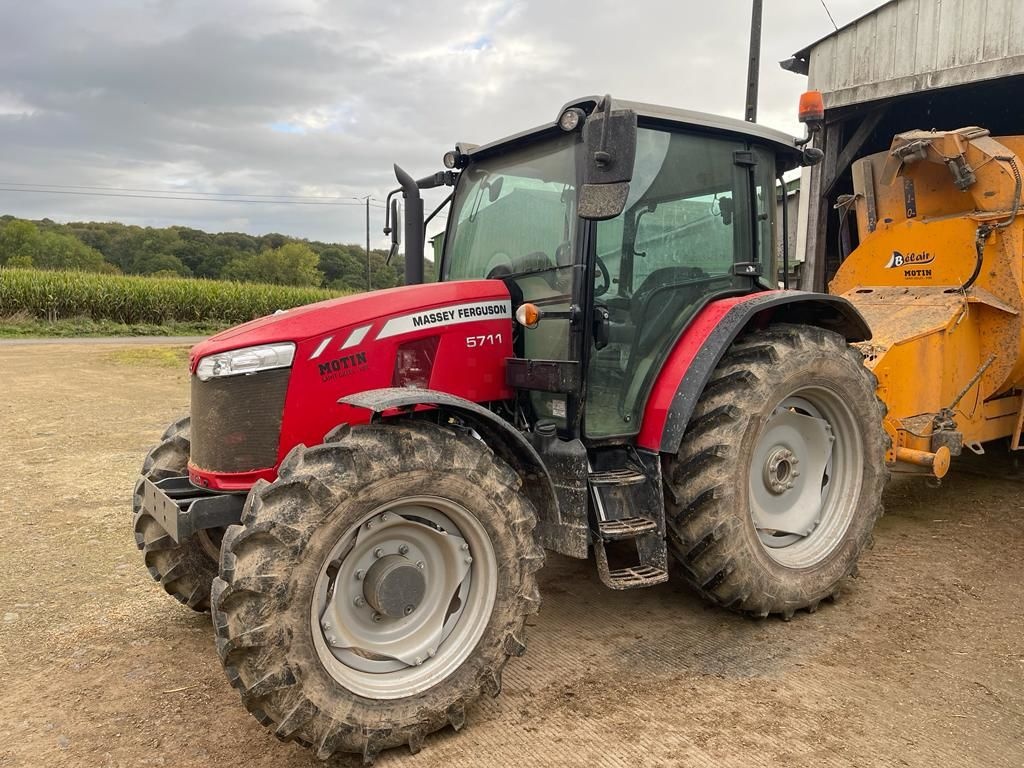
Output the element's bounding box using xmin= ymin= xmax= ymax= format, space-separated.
xmin=211 ymin=421 xmax=543 ymax=762
xmin=664 ymin=324 xmax=887 ymax=618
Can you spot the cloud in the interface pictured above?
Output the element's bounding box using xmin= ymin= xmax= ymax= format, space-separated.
xmin=0 ymin=0 xmax=881 ymax=244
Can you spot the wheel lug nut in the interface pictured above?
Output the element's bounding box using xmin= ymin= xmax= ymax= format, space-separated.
xmin=366 ymin=521 xmax=374 ymax=530
xmin=416 ymin=561 xmax=425 ymax=569
xmin=398 ymin=544 xmax=409 ymax=555
xmin=322 ymin=622 xmax=331 ymax=631
xmin=374 ymin=547 xmax=384 ymax=559
xmin=414 ymin=656 xmax=423 ymax=666
xmin=372 ymin=612 xmax=383 ymax=623
xmin=355 ymin=569 xmax=364 ymax=581
xmin=354 ymin=596 xmax=365 ymax=607
xmin=427 ymin=649 xmax=435 ymax=658
xmin=460 ymin=543 xmax=469 ymax=552
xmin=381 ymin=512 xmax=390 ymax=522
xmin=464 ymin=556 xmax=473 ymax=565
xmin=404 ymin=605 xmax=414 ymax=616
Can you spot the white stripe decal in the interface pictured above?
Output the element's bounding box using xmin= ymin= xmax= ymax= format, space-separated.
xmin=376 ymin=300 xmax=512 ymax=340
xmin=340 ymin=324 xmax=372 ymax=350
xmin=309 ymin=336 xmax=333 ymax=360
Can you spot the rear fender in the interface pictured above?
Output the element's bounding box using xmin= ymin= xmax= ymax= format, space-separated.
xmin=636 ymin=291 xmax=871 ymax=454
xmin=338 ymin=388 xmax=567 ymax=553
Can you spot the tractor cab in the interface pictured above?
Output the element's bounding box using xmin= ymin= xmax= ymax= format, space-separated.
xmin=375 ymin=96 xmax=817 ymax=583
xmin=421 ymin=96 xmax=802 ymax=440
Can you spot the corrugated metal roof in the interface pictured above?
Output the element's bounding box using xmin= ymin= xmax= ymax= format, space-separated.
xmin=788 ymin=0 xmax=1024 ymax=110
xmin=790 ymin=1 xmax=899 ymax=61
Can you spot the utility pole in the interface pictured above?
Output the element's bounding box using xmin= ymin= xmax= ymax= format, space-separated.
xmin=745 ymin=0 xmax=763 ymax=122
xmin=365 ymin=195 xmax=371 ymax=291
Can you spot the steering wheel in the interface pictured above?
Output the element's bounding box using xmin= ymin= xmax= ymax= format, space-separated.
xmin=594 ymin=255 xmax=610 ymax=297
xmin=484 ymin=251 xmax=514 ymax=278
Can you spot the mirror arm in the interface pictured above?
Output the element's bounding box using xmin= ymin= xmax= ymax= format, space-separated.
xmin=594 ymin=93 xmax=613 ymax=167
xmin=416 ymin=170 xmax=458 ymax=190
xmin=382 ymin=188 xmax=402 ymax=235
xmin=795 ymin=122 xmax=824 ymax=165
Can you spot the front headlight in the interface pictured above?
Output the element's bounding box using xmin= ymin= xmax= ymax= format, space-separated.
xmin=195 ymin=342 xmax=296 ymax=381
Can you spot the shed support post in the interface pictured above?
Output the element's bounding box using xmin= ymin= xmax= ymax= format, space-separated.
xmin=805 ymin=120 xmax=842 ymax=292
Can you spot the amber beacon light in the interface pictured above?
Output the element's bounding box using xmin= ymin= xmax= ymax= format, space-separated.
xmin=798 ymin=90 xmax=825 ymax=124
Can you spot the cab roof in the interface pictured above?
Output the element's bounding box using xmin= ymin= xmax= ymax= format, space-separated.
xmin=462 ymin=95 xmax=803 ymax=169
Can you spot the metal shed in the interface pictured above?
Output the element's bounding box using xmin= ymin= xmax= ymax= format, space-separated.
xmin=784 ymin=0 xmax=1024 ymax=291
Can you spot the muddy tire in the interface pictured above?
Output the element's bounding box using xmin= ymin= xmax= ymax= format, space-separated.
xmin=663 ymin=324 xmax=887 ymax=618
xmin=132 ymin=416 xmax=220 ymax=612
xmin=211 ymin=421 xmax=543 ymax=762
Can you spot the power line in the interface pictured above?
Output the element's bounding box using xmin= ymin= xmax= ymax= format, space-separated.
xmin=0 ymin=187 xmax=387 ymax=207
xmin=818 ymin=0 xmax=838 ymax=30
xmin=0 ymin=180 xmax=372 ymax=202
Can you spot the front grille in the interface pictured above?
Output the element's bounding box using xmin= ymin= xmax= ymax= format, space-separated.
xmin=190 ymin=368 xmax=290 ymax=473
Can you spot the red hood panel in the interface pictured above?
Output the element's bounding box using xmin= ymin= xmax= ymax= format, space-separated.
xmin=190 ymin=280 xmax=508 ymax=365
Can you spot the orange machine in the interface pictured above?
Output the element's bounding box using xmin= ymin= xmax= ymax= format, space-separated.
xmin=830 ymin=127 xmax=1024 ymax=478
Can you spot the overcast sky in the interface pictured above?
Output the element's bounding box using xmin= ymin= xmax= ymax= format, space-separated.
xmin=0 ymin=0 xmax=882 ymax=247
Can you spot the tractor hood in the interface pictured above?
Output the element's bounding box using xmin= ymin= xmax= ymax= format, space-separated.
xmin=189 ymin=279 xmax=512 ymax=367
xmin=186 ymin=278 xmax=517 ymax=492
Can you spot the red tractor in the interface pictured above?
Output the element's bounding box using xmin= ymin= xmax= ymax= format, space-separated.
xmin=134 ymin=96 xmax=886 ymax=761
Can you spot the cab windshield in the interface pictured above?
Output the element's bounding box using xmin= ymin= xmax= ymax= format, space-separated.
xmin=442 ymin=133 xmax=580 ymax=429
xmin=441 ymin=133 xmax=578 ymax=282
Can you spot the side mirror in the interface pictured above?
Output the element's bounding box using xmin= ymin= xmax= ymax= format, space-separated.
xmin=579 ymin=183 xmax=630 ymax=221
xmin=801 ymin=146 xmax=824 ymax=166
xmin=579 ymin=101 xmax=637 ymax=221
xmin=388 ymin=199 xmax=402 ymax=263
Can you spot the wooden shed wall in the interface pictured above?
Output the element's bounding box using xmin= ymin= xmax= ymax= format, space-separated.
xmin=807 ymin=0 xmax=1024 ymax=110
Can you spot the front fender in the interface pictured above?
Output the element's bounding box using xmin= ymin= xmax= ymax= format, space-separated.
xmin=636 ymin=290 xmax=872 ymax=454
xmin=339 ymin=388 xmax=562 ymax=547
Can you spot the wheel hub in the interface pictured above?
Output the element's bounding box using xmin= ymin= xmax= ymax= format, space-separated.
xmin=763 ymin=447 xmax=800 ymax=494
xmin=317 ymin=506 xmax=475 ymax=670
xmin=749 ymin=398 xmax=834 ymax=545
xmin=363 ymin=555 xmax=426 ymax=618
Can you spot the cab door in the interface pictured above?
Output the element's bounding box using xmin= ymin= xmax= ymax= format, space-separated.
xmin=584 ymin=128 xmax=778 ymax=438
xmin=440 ymin=133 xmax=583 ymax=431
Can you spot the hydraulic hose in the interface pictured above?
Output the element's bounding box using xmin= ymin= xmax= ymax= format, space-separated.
xmin=961 ymin=157 xmax=1022 ymax=292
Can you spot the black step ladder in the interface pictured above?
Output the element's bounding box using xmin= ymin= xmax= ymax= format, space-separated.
xmin=588 ymin=452 xmax=668 ymax=590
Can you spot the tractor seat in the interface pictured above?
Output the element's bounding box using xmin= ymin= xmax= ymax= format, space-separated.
xmin=618 ymin=267 xmax=731 ymax=420
xmin=630 ymin=266 xmax=707 ymax=356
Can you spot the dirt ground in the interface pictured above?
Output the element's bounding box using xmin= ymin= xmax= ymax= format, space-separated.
xmin=1 ymin=340 xmax=1022 ymax=768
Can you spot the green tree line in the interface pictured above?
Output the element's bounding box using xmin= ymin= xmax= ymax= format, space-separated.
xmin=0 ymin=215 xmax=436 ymax=290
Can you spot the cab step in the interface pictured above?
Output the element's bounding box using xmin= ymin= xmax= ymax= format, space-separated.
xmin=598 ymin=516 xmax=658 ymax=540
xmin=593 ymin=543 xmax=668 ymax=590
xmin=588 ymin=467 xmax=646 ymax=486
xmin=588 ymin=449 xmax=669 ymax=591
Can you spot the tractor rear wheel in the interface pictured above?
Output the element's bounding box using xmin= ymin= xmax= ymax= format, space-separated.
xmin=211 ymin=421 xmax=543 ymax=762
xmin=664 ymin=324 xmax=886 ymax=618
xmin=132 ymin=416 xmax=221 ymax=611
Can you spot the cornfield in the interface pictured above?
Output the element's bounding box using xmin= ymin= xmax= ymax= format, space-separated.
xmin=0 ymin=268 xmax=343 ymax=324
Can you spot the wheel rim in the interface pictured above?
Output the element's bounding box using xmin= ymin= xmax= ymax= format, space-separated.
xmin=310 ymin=496 xmax=497 ymax=699
xmin=748 ymin=387 xmax=863 ymax=568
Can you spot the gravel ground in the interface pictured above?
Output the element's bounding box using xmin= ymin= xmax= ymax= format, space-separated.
xmin=0 ymin=340 xmax=1021 ymax=768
